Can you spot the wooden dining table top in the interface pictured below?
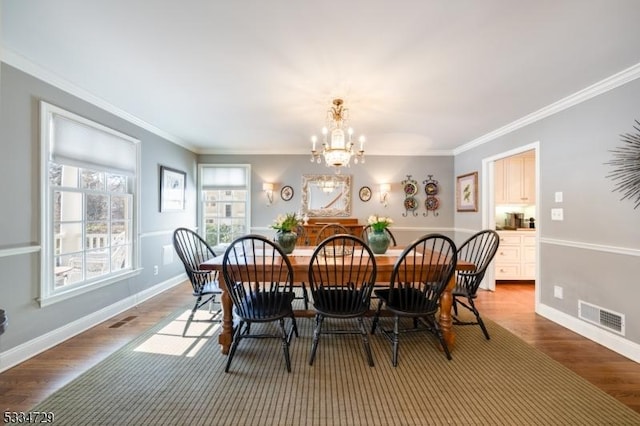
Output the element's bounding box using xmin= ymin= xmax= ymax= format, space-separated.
xmin=200 ymin=246 xmax=475 ymax=276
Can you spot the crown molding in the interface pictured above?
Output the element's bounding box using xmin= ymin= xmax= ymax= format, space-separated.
xmin=453 ymin=62 xmax=640 ymax=155
xmin=2 ymin=49 xmax=197 ymax=153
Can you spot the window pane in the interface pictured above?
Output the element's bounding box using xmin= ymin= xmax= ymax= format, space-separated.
xmin=81 ymin=169 xmax=105 ymax=190
xmin=86 ymin=194 xmax=108 ymax=221
xmin=111 ymin=221 xmax=130 ymax=245
xmin=55 ymin=253 xmax=83 ymax=287
xmin=111 ymin=195 xmax=129 ymax=220
xmin=107 ymin=174 xmax=127 ymax=193
xmin=111 ymin=245 xmax=130 ymax=272
xmin=86 ymin=249 xmax=110 ymax=278
xmin=49 ymin=163 xmax=63 ymax=186
xmin=58 ymin=222 xmax=83 ymax=254
xmin=55 ymin=191 xmax=83 ymax=222
xmin=86 ymin=222 xmax=108 ymax=249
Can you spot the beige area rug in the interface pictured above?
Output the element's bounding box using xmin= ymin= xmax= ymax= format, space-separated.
xmin=34 ymin=304 xmax=640 ymax=425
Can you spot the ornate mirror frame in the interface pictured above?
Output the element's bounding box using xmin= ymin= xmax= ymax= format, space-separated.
xmin=301 ymin=174 xmax=352 ymax=217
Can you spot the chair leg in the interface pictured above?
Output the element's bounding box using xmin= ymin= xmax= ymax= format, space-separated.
xmin=279 ymin=318 xmax=292 ymax=373
xmin=290 ymin=314 xmax=299 ymax=338
xmin=391 ymin=316 xmax=400 ymax=367
xmin=182 ymin=296 xmax=202 ymax=337
xmin=224 ymin=320 xmax=245 ymax=373
xmin=370 ymin=299 xmax=383 ymax=334
xmin=358 ymin=317 xmax=374 ymax=367
xmin=428 ymin=316 xmax=452 ymax=361
xmin=301 ymin=283 xmax=310 ymax=310
xmin=468 ymin=298 xmax=490 ymax=340
xmin=309 ymin=314 xmax=325 ymax=365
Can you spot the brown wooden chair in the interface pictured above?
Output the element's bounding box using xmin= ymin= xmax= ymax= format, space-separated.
xmin=222 ymin=234 xmax=299 ymax=373
xmin=452 ymin=229 xmax=500 ymax=339
xmin=371 ymin=234 xmax=457 ymax=366
xmin=173 ymin=228 xmax=222 ymax=337
xmin=308 ymin=234 xmax=377 ymax=366
xmin=315 ymin=223 xmax=349 ymax=245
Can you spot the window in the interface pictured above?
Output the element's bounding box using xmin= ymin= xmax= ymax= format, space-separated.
xmin=40 ymin=102 xmax=140 ymax=306
xmin=199 ymin=165 xmax=251 ymax=250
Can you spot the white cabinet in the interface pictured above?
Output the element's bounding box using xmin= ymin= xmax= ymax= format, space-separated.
xmin=494 ymin=152 xmax=535 ymax=204
xmin=495 ymin=231 xmax=536 ymax=280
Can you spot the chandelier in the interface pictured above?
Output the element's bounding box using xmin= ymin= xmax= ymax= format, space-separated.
xmin=310 ymin=98 xmax=365 ymax=173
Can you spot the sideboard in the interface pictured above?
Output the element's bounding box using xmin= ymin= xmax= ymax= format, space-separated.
xmin=302 ymin=217 xmax=364 ymax=244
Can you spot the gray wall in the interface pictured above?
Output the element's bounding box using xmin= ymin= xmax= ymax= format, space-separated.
xmin=197 ymin=154 xmax=455 ymax=245
xmin=455 ymin=77 xmax=640 ymax=347
xmin=0 ymin=64 xmax=196 ymax=358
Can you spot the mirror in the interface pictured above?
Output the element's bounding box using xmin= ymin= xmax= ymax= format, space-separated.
xmin=301 ymin=174 xmax=351 ymax=217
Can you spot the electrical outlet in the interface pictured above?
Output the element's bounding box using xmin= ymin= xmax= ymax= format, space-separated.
xmin=153 ymin=265 xmax=159 ymax=275
xmin=551 ymin=208 xmax=564 ymax=221
xmin=554 ymin=285 xmax=563 ymax=299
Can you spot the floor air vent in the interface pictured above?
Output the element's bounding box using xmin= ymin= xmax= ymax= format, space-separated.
xmin=578 ymin=300 xmax=625 ymax=336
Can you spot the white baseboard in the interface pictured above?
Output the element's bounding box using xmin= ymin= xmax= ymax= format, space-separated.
xmin=0 ymin=273 xmax=187 ymax=373
xmin=537 ymin=302 xmax=640 ymax=363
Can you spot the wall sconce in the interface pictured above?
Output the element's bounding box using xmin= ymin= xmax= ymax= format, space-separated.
xmin=262 ymin=182 xmax=274 ymax=206
xmin=380 ymin=183 xmax=391 ymax=207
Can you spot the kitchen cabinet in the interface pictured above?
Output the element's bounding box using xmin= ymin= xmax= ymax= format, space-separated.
xmin=494 ymin=230 xmax=536 ymax=280
xmin=494 ymin=152 xmax=535 ymax=204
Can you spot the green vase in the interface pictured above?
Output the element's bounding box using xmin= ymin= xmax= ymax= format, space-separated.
xmin=276 ymin=231 xmax=297 ymax=254
xmin=368 ymin=229 xmax=390 ymax=254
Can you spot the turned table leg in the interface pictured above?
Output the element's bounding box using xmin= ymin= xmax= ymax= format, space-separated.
xmin=438 ymin=273 xmax=457 ymax=350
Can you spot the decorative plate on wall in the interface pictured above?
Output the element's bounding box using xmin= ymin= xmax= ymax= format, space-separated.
xmin=280 ymin=185 xmax=294 ymax=201
xmin=359 ymin=186 xmax=372 ymax=202
xmin=404 ymin=196 xmax=418 ymax=211
xmin=425 ymin=196 xmax=439 ymax=211
xmin=403 ymin=179 xmax=418 ymax=196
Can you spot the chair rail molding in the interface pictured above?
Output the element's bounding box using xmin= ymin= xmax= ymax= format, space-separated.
xmin=539 ymin=237 xmax=640 ymax=257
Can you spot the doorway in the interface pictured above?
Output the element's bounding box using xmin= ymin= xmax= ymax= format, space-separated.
xmin=480 ymin=142 xmax=540 ymax=309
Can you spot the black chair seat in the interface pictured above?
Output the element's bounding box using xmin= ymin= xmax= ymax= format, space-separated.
xmin=194 ymin=280 xmax=221 ymax=297
xmin=312 ymin=288 xmax=369 ymax=317
xmin=235 ymin=291 xmax=296 ymax=321
xmin=374 ymin=288 xmax=437 ymax=315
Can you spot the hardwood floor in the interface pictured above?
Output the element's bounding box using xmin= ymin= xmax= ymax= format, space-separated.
xmin=1 ymin=281 xmax=639 ymax=414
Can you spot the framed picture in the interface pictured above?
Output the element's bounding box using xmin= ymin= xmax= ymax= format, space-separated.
xmin=456 ymin=172 xmax=478 ymax=212
xmin=359 ymin=186 xmax=372 ymax=202
xmin=281 ymin=185 xmax=294 ymax=201
xmin=160 ymin=166 xmax=186 ymax=212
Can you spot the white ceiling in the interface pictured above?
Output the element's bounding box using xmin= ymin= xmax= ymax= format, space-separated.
xmin=3 ymin=0 xmax=640 ymax=155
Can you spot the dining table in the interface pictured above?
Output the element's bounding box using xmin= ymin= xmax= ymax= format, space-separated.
xmin=200 ymin=246 xmax=475 ymax=355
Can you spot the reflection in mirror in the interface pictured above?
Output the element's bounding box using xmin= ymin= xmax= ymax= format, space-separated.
xmin=301 ymin=174 xmax=351 ymax=217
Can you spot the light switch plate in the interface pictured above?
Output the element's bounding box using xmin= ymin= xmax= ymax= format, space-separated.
xmin=551 ymin=208 xmax=564 ymax=221
xmin=554 ymin=191 xmax=563 ymax=203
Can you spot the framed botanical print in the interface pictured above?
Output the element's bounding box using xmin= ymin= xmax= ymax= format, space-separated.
xmin=456 ymin=172 xmax=478 ymax=212
xmin=160 ymin=165 xmax=186 ymax=212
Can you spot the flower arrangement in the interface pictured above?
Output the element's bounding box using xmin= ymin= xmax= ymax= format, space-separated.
xmin=271 ymin=212 xmax=302 ymax=233
xmin=368 ymin=214 xmax=393 ymax=232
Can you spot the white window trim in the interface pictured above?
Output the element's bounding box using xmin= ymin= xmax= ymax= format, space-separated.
xmin=39 ymin=101 xmax=142 ymax=307
xmin=198 ymin=163 xmax=251 ymax=249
